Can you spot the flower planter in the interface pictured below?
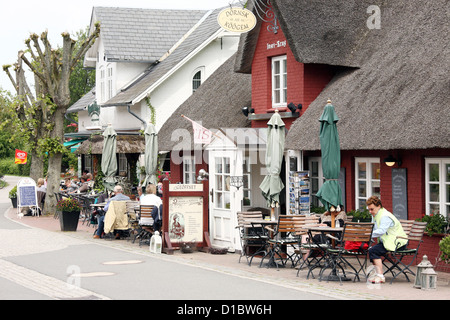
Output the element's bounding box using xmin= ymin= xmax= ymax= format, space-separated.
xmin=11 ymin=197 xmax=17 ymax=208
xmin=59 ymin=211 xmax=80 ymax=231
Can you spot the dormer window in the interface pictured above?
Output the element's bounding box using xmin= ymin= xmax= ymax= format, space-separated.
xmin=272 ymin=55 xmax=287 ymax=107
xmin=192 ymin=67 xmax=204 ymax=93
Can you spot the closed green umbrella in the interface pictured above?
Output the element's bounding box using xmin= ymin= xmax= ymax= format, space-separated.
xmin=101 ymin=124 xmax=117 ymax=192
xmin=142 ymin=123 xmax=158 ymax=187
xmin=259 ymin=110 xmax=285 ymax=215
xmin=315 ymin=100 xmax=343 ymax=222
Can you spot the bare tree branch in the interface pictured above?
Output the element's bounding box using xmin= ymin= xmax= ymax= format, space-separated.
xmin=71 ymin=22 xmax=100 ymax=70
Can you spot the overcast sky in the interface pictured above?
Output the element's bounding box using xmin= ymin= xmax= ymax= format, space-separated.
xmin=0 ymin=0 xmax=242 ymax=93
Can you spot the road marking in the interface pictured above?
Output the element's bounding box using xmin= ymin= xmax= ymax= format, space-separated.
xmin=0 ymin=259 xmax=110 ymax=300
xmin=102 ymin=260 xmax=143 ymax=265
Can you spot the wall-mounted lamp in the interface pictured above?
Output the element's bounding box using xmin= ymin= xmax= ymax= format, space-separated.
xmin=384 ymin=154 xmax=402 ymax=167
xmin=241 ymin=106 xmax=255 ymax=117
xmin=287 ymin=102 xmax=303 ymax=114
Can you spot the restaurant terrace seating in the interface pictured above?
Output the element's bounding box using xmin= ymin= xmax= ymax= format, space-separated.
xmin=382 ymin=220 xmax=427 ymax=284
xmin=260 ymin=215 xmax=303 ymax=269
xmin=325 ymin=222 xmax=374 ymax=284
xmin=235 ymin=211 xmax=268 ymax=266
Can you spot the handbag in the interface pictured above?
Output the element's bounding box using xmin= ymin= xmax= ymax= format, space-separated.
xmin=344 ymin=241 xmax=369 ymax=251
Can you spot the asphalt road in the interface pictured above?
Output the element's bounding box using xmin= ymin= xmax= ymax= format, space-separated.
xmin=0 ymin=175 xmax=330 ymax=304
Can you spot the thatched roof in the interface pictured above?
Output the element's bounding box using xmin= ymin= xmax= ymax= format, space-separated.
xmin=158 ymin=53 xmax=252 ymax=151
xmin=75 ymin=134 xmax=144 ymax=154
xmin=236 ymin=0 xmax=449 ymax=151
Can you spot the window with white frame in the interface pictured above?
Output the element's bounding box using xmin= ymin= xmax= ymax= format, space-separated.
xmin=183 ymin=156 xmax=196 ymax=184
xmin=192 ymin=67 xmax=205 ymax=94
xmin=272 ymin=55 xmax=287 ymax=107
xmin=119 ymin=154 xmax=127 ymax=176
xmin=192 ymin=70 xmax=202 ymax=93
xmin=106 ymin=65 xmax=113 ymax=100
xmin=425 ymin=158 xmax=450 ymax=218
xmin=355 ymin=157 xmax=380 ymax=210
xmin=214 ymin=157 xmax=231 ymax=209
xmin=99 ymin=66 xmax=105 ymax=103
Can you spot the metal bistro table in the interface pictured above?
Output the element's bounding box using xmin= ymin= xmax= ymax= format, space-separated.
xmin=305 ymin=225 xmax=350 ymax=282
xmin=250 ymin=219 xmax=282 ymax=268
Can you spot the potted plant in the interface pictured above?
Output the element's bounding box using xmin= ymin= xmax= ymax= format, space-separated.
xmin=56 ymin=197 xmax=82 ymax=231
xmin=9 ymin=185 xmax=17 ymax=208
xmin=416 ymin=213 xmax=449 ymax=236
xmin=439 ymin=235 xmax=450 ymax=264
xmin=347 ymin=208 xmax=372 ymax=222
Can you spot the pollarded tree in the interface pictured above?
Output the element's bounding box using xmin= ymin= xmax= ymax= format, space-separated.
xmin=3 ymin=24 xmax=100 ymax=214
xmin=3 ymin=53 xmax=48 ymax=183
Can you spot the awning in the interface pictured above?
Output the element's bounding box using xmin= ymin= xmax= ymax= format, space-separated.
xmin=75 ymin=134 xmax=145 ymax=155
xmin=64 ymin=139 xmax=87 ymax=153
xmin=64 ymin=139 xmax=86 ymax=147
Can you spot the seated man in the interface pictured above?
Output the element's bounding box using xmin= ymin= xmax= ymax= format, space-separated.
xmin=151 ymin=204 xmax=163 ymax=233
xmin=77 ymin=176 xmax=90 ymax=193
xmin=94 ymin=185 xmax=130 ymax=239
xmin=140 ymin=184 xmax=163 ymax=232
xmin=367 ymin=196 xmax=408 ymax=284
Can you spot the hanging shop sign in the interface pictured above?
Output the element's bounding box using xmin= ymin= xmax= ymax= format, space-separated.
xmin=217 ymin=7 xmax=257 ymax=33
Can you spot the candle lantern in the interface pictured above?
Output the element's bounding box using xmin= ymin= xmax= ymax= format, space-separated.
xmin=414 ymin=255 xmax=433 ymax=289
xmin=421 ymin=267 xmax=437 ymax=290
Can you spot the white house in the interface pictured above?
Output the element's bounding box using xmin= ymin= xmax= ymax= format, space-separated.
xmin=68 ymin=6 xmax=241 ymax=176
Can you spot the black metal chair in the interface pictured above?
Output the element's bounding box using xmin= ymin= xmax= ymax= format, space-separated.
xmin=260 ymin=215 xmax=302 ymax=269
xmin=325 ymin=222 xmax=374 ymax=284
xmin=235 ymin=211 xmax=269 ymax=266
xmin=382 ymin=220 xmax=427 ymax=284
xmin=137 ymin=205 xmax=155 ymax=246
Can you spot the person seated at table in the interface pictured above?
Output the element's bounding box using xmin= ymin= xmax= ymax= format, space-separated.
xmin=366 ymin=196 xmax=408 ymax=284
xmin=319 ymin=206 xmax=347 ymax=228
xmin=76 ymin=176 xmax=89 ymax=193
xmin=64 ymin=178 xmax=78 ymax=193
xmin=140 ymin=184 xmax=163 ymax=232
xmin=36 ymin=178 xmax=47 ymax=192
xmin=83 ymin=169 xmax=93 ymax=181
xmin=94 ymin=185 xmax=130 ymax=239
xmin=299 ymin=207 xmax=347 ymax=261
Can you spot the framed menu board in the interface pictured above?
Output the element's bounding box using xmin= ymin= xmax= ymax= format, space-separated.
xmin=17 ymin=178 xmax=38 ymax=214
xmin=162 ymin=179 xmax=210 ymax=254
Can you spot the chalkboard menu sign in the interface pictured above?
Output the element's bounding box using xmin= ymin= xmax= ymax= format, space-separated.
xmin=392 ymin=168 xmax=408 ymax=220
xmin=17 ymin=178 xmax=38 ymax=209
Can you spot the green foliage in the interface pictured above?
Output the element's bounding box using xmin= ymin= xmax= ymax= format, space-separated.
xmin=145 ymin=96 xmax=156 ymax=125
xmin=347 ymin=208 xmax=372 ymax=221
xmin=38 ymin=138 xmax=66 ymax=156
xmin=0 ymin=158 xmax=30 ymax=176
xmin=56 ymin=197 xmax=82 ymax=212
xmin=9 ymin=185 xmax=17 ymax=199
xmin=416 ymin=213 xmax=449 ymax=236
xmin=439 ymin=235 xmax=450 ymax=264
xmin=310 ymin=205 xmax=326 ymax=214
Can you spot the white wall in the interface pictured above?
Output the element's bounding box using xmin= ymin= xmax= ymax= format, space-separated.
xmin=143 ymin=34 xmax=240 ymax=132
xmin=82 ymin=31 xmax=239 ymax=134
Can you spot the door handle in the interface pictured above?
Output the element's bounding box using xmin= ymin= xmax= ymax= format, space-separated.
xmin=210 ymin=188 xmax=213 ymax=203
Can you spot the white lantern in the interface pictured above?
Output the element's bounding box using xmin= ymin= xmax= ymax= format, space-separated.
xmin=420 ymin=267 xmax=437 ymax=290
xmin=414 ymin=255 xmax=433 ymax=289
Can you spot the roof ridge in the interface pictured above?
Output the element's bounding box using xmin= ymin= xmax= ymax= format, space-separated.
xmin=158 ymin=9 xmax=215 ymax=63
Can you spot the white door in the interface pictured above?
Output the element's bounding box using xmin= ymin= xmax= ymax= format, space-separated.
xmin=209 ymin=150 xmax=242 ymax=251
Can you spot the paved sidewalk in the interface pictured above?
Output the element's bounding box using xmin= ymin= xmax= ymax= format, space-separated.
xmin=5 ymin=206 xmax=450 ymax=300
